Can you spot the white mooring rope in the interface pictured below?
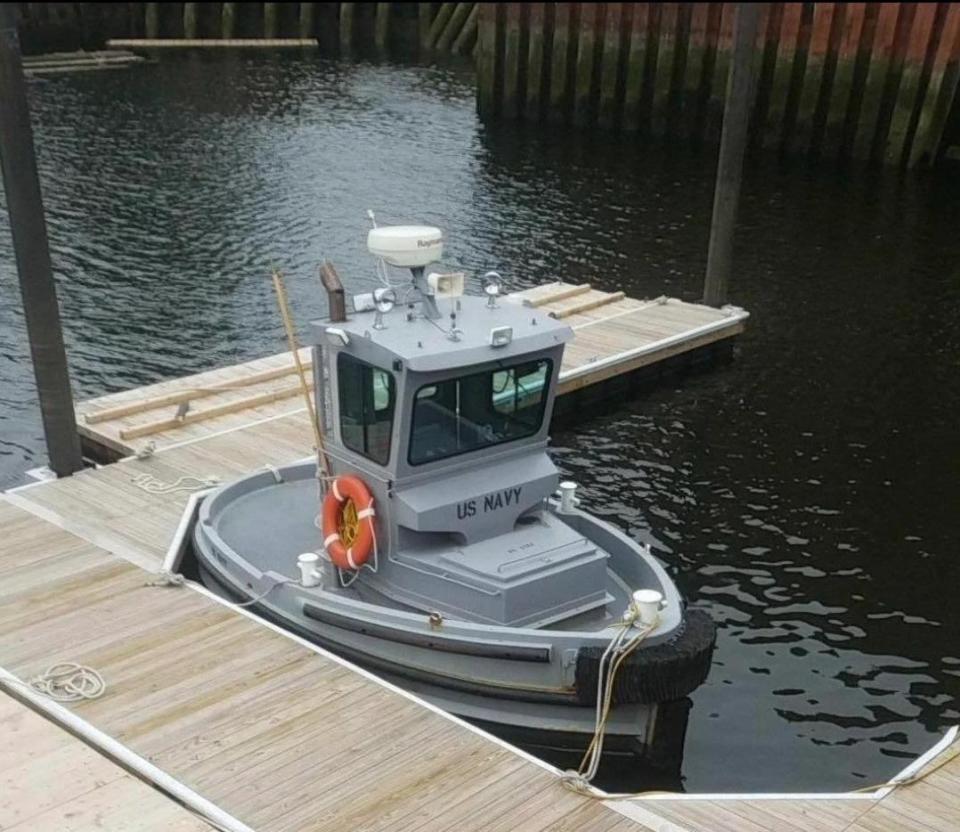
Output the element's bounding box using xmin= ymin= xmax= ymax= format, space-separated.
xmin=561 ymin=609 xmax=654 ymax=794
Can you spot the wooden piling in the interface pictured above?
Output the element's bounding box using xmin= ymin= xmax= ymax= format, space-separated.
xmin=885 ymin=3 xmax=939 ymax=167
xmin=707 ymin=4 xmax=736 ymax=139
xmin=436 ymin=3 xmax=473 ymax=53
xmin=374 ymin=4 xmax=391 ymax=51
xmin=703 ymin=3 xmax=761 ymax=308
xmin=452 ymin=3 xmax=479 ymax=55
xmin=598 ymin=3 xmax=623 ymax=129
xmin=264 ymin=3 xmax=278 ymax=39
xmin=820 ymin=3 xmax=867 ymax=158
xmin=426 ymin=3 xmax=455 ymax=50
xmin=477 ymin=3 xmax=497 ymax=117
xmin=573 ymin=3 xmax=598 ymax=126
xmin=221 ymin=2 xmax=236 ymax=39
xmin=547 ymin=3 xmax=571 ymax=124
xmin=339 ymin=3 xmax=354 ymax=52
xmin=791 ymin=2 xmax=838 ymax=156
xmin=682 ymin=3 xmax=711 ymax=139
xmin=691 ymin=3 xmax=723 ymax=143
xmin=419 ymin=4 xmax=433 ymax=50
xmin=622 ymin=4 xmax=650 ymax=131
xmin=502 ymin=4 xmax=522 ymax=118
xmin=145 ymin=2 xmax=159 ymax=39
xmin=299 ymin=3 xmax=315 ymax=39
xmin=852 ymin=4 xmax=901 ymax=161
xmin=908 ymin=4 xmax=960 ymax=167
xmin=183 ymin=3 xmax=198 ymax=39
xmin=651 ymin=3 xmax=679 ymax=135
xmin=0 ymin=5 xmax=84 ymax=477
xmin=524 ymin=3 xmax=545 ymax=120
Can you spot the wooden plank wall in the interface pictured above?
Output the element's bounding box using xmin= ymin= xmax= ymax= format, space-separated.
xmin=477 ymin=3 xmax=960 ymax=168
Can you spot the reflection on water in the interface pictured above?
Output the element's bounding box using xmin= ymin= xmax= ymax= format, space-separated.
xmin=1 ymin=53 xmax=957 ymax=792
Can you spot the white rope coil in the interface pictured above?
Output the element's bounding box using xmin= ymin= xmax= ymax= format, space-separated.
xmin=131 ymin=473 xmax=220 ymax=494
xmin=27 ymin=662 xmax=106 ymax=702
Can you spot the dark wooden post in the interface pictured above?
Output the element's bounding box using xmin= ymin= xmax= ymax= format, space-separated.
xmin=299 ymin=3 xmax=315 ymax=38
xmin=339 ymin=3 xmax=354 ymax=53
xmin=145 ymin=2 xmax=159 ymax=38
xmin=703 ymin=3 xmax=761 ymax=308
xmin=183 ymin=3 xmax=198 ymax=39
xmin=477 ymin=4 xmax=497 ymax=117
xmin=222 ymin=3 xmax=236 ymax=39
xmin=0 ymin=6 xmax=83 ymax=476
xmin=419 ymin=4 xmax=433 ymax=50
xmin=264 ymin=3 xmax=279 ymax=38
xmin=374 ymin=3 xmax=391 ymax=51
xmin=319 ymin=262 xmax=347 ymax=323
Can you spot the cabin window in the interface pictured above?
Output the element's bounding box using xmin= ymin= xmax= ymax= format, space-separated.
xmin=409 ymin=359 xmax=552 ymax=465
xmin=337 ymin=354 xmax=395 ymax=465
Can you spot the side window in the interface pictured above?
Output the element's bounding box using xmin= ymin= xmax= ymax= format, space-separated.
xmin=337 ymin=354 xmax=395 ymax=465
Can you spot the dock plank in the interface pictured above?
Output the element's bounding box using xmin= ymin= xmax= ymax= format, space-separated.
xmin=0 ymin=694 xmax=209 ymax=831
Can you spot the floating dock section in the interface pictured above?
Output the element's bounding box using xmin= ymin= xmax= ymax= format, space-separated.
xmin=74 ymin=285 xmax=748 ymax=462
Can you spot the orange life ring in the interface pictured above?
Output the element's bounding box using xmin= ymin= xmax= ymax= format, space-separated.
xmin=322 ymin=475 xmax=376 ymax=570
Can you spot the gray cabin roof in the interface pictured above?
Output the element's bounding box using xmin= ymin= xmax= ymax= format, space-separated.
xmin=311 ymin=294 xmax=573 ymax=372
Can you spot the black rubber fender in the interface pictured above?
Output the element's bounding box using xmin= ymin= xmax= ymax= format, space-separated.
xmin=574 ymin=609 xmax=717 ymax=705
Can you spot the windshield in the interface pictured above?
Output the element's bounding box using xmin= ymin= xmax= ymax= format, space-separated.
xmin=408 ymin=359 xmax=552 ymax=465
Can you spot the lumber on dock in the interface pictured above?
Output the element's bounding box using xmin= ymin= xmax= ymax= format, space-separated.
xmin=21 ymin=50 xmax=145 ymax=75
xmin=1 ymin=398 xmax=957 ymax=832
xmin=106 ymin=38 xmax=317 ymax=49
xmin=73 ymin=287 xmax=747 ymax=461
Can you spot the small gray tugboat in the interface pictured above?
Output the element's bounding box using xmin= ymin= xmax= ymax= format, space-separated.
xmin=194 ymin=225 xmax=715 ymax=762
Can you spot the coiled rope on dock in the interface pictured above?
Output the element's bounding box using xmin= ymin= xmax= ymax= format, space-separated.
xmin=131 ymin=472 xmax=220 ymax=494
xmin=6 ymin=662 xmax=107 ymax=702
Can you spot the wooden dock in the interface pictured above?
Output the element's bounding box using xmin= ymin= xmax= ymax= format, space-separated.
xmin=0 ymin=693 xmax=208 ymax=831
xmin=2 ymin=386 xmax=958 ymax=831
xmin=74 ymin=285 xmax=748 ymax=461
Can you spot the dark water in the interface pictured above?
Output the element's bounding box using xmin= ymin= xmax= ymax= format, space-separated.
xmin=2 ymin=54 xmax=958 ymax=793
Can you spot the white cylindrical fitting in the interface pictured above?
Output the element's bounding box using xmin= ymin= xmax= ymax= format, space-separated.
xmin=559 ymin=481 xmax=578 ymax=513
xmin=297 ymin=553 xmax=321 ymax=587
xmin=632 ymin=589 xmax=665 ymax=627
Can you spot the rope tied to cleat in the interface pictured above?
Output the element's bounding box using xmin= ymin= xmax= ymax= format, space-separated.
xmin=562 ymin=607 xmax=655 ymax=792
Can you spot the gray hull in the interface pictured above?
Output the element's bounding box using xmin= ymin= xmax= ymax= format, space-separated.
xmin=193 ymin=460 xmax=714 ymax=752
